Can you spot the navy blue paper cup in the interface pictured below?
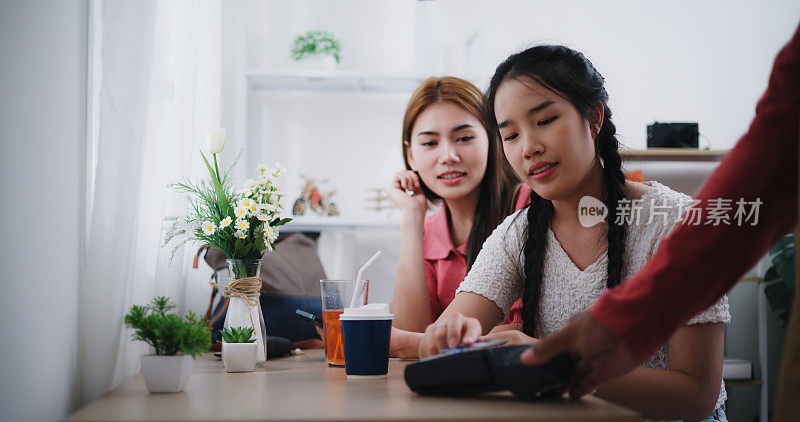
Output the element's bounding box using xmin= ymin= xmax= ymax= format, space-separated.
xmin=340 ymin=318 xmax=393 ymax=379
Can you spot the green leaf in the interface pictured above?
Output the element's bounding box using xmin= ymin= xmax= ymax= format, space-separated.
xmin=765 ymin=284 xmax=792 ymax=316
xmin=253 ymin=235 xmax=266 ymax=253
xmin=763 ymin=266 xmax=780 ymax=283
xmin=200 ymin=151 xmax=233 ymax=219
xmin=763 ymin=233 xmax=796 ymax=330
xmin=770 ymin=235 xmax=794 ymax=256
xmin=773 ymin=249 xmax=795 ymax=286
xmin=222 ymin=326 xmax=256 ymax=343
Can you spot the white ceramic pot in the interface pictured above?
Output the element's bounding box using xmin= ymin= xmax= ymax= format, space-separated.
xmin=222 ymin=342 xmax=258 ymax=372
xmin=299 ymin=55 xmax=338 ymax=71
xmin=140 ymin=354 xmax=193 ymax=393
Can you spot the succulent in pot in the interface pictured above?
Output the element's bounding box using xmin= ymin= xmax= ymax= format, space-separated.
xmin=221 ymin=326 xmax=258 ymax=372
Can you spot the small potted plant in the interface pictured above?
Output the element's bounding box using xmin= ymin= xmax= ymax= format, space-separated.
xmin=124 ymin=296 xmax=211 ymax=393
xmin=291 ymin=30 xmax=342 ymax=69
xmin=221 ymin=326 xmax=258 ymax=372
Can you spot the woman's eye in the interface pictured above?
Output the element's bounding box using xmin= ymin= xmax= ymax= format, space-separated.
xmin=456 ymin=136 xmax=474 ymax=143
xmin=538 ymin=116 xmax=558 ymax=126
xmin=421 ymin=141 xmax=437 ymax=147
xmin=502 ymin=133 xmax=518 ymax=142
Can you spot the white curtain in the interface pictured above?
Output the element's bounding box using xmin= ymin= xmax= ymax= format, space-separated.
xmin=78 ymin=0 xmax=221 ymax=404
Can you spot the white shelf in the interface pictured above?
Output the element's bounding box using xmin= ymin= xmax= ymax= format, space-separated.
xmin=247 ymin=69 xmax=480 ymax=93
xmin=281 ymin=215 xmax=400 ymax=232
xmin=620 ymin=148 xmax=728 ymax=162
xmin=723 ymin=358 xmax=753 ymax=380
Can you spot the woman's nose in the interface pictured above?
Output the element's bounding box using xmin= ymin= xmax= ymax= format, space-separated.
xmin=521 ymin=134 xmax=545 ymax=159
xmin=440 ymin=141 xmax=461 ymax=164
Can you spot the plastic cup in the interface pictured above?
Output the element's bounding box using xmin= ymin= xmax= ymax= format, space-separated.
xmin=320 ymin=279 xmax=369 ymax=366
xmin=340 ymin=303 xmax=394 ymax=379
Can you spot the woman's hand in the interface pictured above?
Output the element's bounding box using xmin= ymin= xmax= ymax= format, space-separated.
xmin=315 ymin=325 xmax=324 ymax=341
xmin=418 ymin=311 xmax=483 ymax=358
xmin=387 ymin=170 xmax=428 ymax=217
xmin=479 ymin=329 xmax=538 ymax=346
xmin=389 ymin=326 xmax=424 ymax=360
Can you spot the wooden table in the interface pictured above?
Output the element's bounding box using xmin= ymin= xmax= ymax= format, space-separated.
xmin=67 ymin=349 xmax=639 ymax=422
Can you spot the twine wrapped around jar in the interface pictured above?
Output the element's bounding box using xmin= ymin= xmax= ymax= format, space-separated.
xmin=209 ymin=277 xmax=261 ymax=331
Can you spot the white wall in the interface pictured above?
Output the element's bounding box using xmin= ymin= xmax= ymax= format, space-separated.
xmin=235 ymin=0 xmax=800 ymax=222
xmin=0 ymin=1 xmax=86 ymax=421
xmin=436 ymin=0 xmax=800 ymax=151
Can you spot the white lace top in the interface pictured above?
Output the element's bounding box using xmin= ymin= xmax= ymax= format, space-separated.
xmin=457 ymin=182 xmax=730 ymax=419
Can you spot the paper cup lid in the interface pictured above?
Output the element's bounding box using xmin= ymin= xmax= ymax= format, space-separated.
xmin=339 ymin=303 xmax=395 ymax=320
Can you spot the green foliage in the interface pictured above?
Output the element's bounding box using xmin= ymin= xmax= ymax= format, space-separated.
xmin=200 ymin=150 xmax=234 ymax=219
xmin=292 ymin=30 xmax=341 ymax=64
xmin=163 ymin=148 xmax=291 ymax=263
xmin=164 ymin=149 xmax=243 ymax=260
xmin=763 ymin=233 xmax=795 ymax=329
xmin=124 ymin=296 xmax=211 ymax=358
xmin=221 ymin=326 xmax=256 ymax=343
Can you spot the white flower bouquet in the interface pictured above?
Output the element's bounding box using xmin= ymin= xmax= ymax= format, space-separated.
xmin=162 ymin=127 xmax=292 ymax=365
xmin=163 ymin=127 xmax=292 ymax=261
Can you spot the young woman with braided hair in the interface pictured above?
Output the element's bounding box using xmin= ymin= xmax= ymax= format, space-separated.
xmin=418 ymin=46 xmax=730 ymax=421
xmin=385 ymin=76 xmax=532 ymax=359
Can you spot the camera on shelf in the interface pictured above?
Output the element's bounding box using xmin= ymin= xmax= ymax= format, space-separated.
xmin=647 ymin=122 xmax=699 ymax=148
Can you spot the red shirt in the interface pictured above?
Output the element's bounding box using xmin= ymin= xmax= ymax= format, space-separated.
xmin=424 ymin=184 xmax=532 ymax=323
xmin=590 ymin=24 xmax=800 ymax=361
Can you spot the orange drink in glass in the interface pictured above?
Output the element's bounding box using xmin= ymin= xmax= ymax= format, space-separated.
xmin=319 ymin=279 xmax=369 ymax=366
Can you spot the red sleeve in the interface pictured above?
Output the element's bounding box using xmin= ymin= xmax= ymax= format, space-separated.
xmin=425 ymin=260 xmax=443 ymax=319
xmin=590 ymin=24 xmax=800 ymax=361
xmin=505 ymin=299 xmax=524 ymax=324
xmin=514 ymin=183 xmax=533 ymax=211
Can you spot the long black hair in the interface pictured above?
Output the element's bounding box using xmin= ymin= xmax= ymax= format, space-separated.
xmin=483 ymin=46 xmax=626 ymax=336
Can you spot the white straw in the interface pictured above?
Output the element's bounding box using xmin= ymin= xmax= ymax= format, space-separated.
xmin=350 ymin=250 xmax=382 ymax=308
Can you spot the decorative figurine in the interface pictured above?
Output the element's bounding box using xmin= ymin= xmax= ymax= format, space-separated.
xmin=292 ymin=176 xmax=339 ymax=216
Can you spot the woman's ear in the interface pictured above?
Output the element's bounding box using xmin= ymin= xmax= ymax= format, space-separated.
xmin=590 ymin=101 xmax=605 ymax=139
xmin=405 ymin=142 xmax=417 ymax=170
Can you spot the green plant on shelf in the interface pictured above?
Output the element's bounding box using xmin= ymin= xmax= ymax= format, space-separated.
xmin=292 ymin=30 xmax=341 ymax=64
xmin=221 ymin=326 xmax=257 ymax=343
xmin=764 ymin=233 xmax=795 ymax=329
xmin=123 ymin=296 xmax=211 ymax=358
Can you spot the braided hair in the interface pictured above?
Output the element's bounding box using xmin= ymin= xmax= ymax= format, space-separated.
xmin=483 ymin=46 xmax=627 ymax=336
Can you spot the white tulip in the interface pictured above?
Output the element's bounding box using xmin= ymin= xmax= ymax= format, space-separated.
xmin=204 ymin=127 xmax=226 ymax=154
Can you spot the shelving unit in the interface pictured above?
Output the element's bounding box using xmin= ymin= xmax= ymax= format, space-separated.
xmin=281 ymin=215 xmax=400 ymax=232
xmin=620 ymin=148 xmax=728 ymax=162
xmin=247 ymin=69 xmax=481 ymax=93
xmin=723 ymin=273 xmax=770 ymax=422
